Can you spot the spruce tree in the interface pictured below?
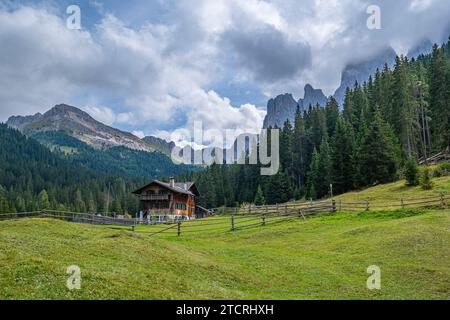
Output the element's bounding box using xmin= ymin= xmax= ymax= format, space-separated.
xmin=37 ymin=190 xmax=50 ymax=210
xmin=318 ymin=139 xmax=332 ymax=198
xmin=420 ymin=168 xmax=434 ymax=190
xmin=404 ymin=157 xmax=420 ymax=186
xmin=307 ymin=148 xmax=320 ymax=200
xmin=254 ymin=185 xmax=265 ymax=206
xmin=331 ymin=118 xmax=355 ymax=194
xmin=360 ymin=109 xmax=399 ymax=185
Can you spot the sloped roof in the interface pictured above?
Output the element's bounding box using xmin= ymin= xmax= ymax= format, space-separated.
xmin=132 ymin=180 xmax=200 ymax=196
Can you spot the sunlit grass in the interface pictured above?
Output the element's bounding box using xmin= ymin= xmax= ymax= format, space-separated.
xmin=0 ymin=207 xmax=448 ymax=300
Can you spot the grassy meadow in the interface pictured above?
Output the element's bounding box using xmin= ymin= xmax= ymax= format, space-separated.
xmin=0 ymin=177 xmax=449 ymax=300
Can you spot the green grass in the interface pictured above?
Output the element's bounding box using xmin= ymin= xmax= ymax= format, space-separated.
xmin=333 ymin=176 xmax=450 ymax=203
xmin=0 ymin=208 xmax=449 ymax=300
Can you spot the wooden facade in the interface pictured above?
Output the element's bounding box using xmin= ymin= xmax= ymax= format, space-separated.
xmin=132 ymin=179 xmax=199 ymax=221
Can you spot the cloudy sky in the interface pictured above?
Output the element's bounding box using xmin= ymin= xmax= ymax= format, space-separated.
xmin=0 ymin=0 xmax=449 ymax=140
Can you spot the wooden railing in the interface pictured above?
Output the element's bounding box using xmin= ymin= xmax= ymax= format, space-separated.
xmin=0 ymin=193 xmax=447 ymax=237
xmin=140 ymin=194 xmax=170 ymax=201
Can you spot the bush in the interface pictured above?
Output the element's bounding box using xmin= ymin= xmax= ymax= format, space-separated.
xmin=404 ymin=158 xmax=420 ymax=186
xmin=420 ymin=168 xmax=434 ymax=190
xmin=434 ymin=162 xmax=450 ymax=177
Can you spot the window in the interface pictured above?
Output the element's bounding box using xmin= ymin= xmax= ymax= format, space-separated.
xmin=175 ymin=203 xmax=187 ymax=210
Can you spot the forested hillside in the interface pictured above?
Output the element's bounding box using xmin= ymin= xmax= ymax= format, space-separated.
xmin=31 ymin=131 xmax=195 ymax=179
xmin=185 ymin=38 xmax=450 ymax=208
xmin=0 ymin=124 xmax=146 ymax=214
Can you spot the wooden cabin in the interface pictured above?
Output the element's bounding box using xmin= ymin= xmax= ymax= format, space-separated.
xmin=132 ymin=178 xmax=200 ymax=221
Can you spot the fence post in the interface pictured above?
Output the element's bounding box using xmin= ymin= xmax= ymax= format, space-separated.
xmin=131 ymin=225 xmax=135 ymax=232
xmin=262 ymin=213 xmax=266 ymax=226
xmin=440 ymin=193 xmax=445 ymax=208
xmin=366 ymin=200 xmax=370 ymax=212
xmin=332 ymin=200 xmax=337 ymax=213
xmin=177 ymin=222 xmax=181 ymax=237
xmin=339 ymin=200 xmax=342 ymax=212
xmin=401 ymin=198 xmax=404 ymax=209
xmin=231 ymin=215 xmax=235 ymax=231
xmin=285 ymin=205 xmax=288 ymax=215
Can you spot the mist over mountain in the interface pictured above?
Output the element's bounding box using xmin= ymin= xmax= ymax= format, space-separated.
xmin=333 ymin=47 xmax=397 ymax=106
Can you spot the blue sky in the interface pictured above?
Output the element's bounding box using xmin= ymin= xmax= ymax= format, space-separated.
xmin=0 ymin=0 xmax=449 ymax=140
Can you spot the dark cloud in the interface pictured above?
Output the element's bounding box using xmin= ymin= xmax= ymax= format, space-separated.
xmin=222 ymin=25 xmax=312 ymax=82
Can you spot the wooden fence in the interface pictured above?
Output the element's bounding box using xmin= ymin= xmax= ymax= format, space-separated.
xmin=0 ymin=193 xmax=447 ymax=237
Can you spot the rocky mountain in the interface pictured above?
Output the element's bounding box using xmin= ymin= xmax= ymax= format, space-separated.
xmin=7 ymin=112 xmax=43 ymax=131
xmin=263 ymin=93 xmax=298 ymax=129
xmin=7 ymin=104 xmax=172 ymax=155
xmin=333 ymin=47 xmax=397 ymax=106
xmin=299 ymin=84 xmax=328 ymax=111
xmin=263 ymin=84 xmax=328 ymax=129
xmin=142 ymin=136 xmax=176 ymax=156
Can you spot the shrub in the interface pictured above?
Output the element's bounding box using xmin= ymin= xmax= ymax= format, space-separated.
xmin=434 ymin=162 xmax=450 ymax=177
xmin=404 ymin=158 xmax=420 ymax=186
xmin=420 ymin=168 xmax=434 ymax=190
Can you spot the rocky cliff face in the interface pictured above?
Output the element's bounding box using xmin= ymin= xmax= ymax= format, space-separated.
xmin=263 ymin=84 xmax=328 ymax=129
xmin=6 ymin=104 xmax=172 ymax=154
xmin=6 ymin=113 xmax=43 ymax=131
xmin=299 ymin=84 xmax=328 ymax=111
xmin=142 ymin=136 xmax=175 ymax=155
xmin=263 ymin=93 xmax=298 ymax=129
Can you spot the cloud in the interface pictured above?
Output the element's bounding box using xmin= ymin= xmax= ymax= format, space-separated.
xmin=222 ymin=25 xmax=312 ymax=82
xmin=131 ymin=130 xmax=145 ymax=139
xmin=410 ymin=0 xmax=434 ymax=12
xmin=82 ymin=106 xmax=117 ymax=126
xmin=0 ymin=0 xmax=450 ymax=139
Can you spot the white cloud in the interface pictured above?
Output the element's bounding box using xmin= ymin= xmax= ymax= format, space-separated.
xmin=410 ymin=0 xmax=434 ymax=12
xmin=0 ymin=0 xmax=450 ymax=139
xmin=82 ymin=106 xmax=117 ymax=126
xmin=131 ymin=130 xmax=146 ymax=139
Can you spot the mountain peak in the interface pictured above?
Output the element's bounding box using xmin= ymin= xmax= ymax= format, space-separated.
xmin=300 ymin=84 xmax=327 ymax=110
xmin=6 ymin=104 xmax=172 ymax=155
xmin=263 ymin=94 xmax=298 ymax=128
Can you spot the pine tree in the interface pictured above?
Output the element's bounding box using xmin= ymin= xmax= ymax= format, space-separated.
xmin=307 ymin=148 xmax=320 ymax=200
xmin=318 ymin=139 xmax=332 ymax=198
xmin=404 ymin=157 xmax=420 ymax=186
xmin=280 ymin=119 xmax=293 ymax=169
xmin=420 ymin=168 xmax=433 ymax=190
xmin=74 ymin=189 xmax=86 ymax=212
xmin=331 ymin=118 xmax=355 ymax=194
xmin=254 ymin=185 xmax=265 ymax=206
xmin=15 ymin=195 xmax=26 ymax=213
xmin=360 ymin=109 xmax=399 ymax=185
xmin=37 ymin=189 xmax=50 ymax=210
xmin=0 ymin=185 xmax=10 ymax=213
xmin=325 ymin=97 xmax=340 ymax=138
xmin=292 ymin=106 xmax=307 ymax=190
xmin=429 ymin=44 xmax=450 ymax=151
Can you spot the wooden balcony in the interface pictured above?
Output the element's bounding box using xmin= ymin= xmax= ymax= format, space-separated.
xmin=140 ymin=194 xmax=170 ymax=201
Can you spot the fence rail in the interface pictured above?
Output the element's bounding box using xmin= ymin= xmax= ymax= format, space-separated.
xmin=0 ymin=193 xmax=447 ymax=237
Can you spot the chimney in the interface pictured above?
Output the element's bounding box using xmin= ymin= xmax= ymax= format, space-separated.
xmin=170 ymin=177 xmax=175 ymax=188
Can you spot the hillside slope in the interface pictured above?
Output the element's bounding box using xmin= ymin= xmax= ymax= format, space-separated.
xmin=30 ymin=130 xmax=195 ymax=179
xmin=0 ymin=209 xmax=448 ymax=299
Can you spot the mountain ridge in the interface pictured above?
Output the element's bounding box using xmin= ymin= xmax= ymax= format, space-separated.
xmin=6 ymin=104 xmax=173 ymax=155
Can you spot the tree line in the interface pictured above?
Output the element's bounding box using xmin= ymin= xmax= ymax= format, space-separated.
xmin=184 ymin=38 xmax=450 ymax=208
xmin=0 ymin=124 xmax=146 ymax=214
